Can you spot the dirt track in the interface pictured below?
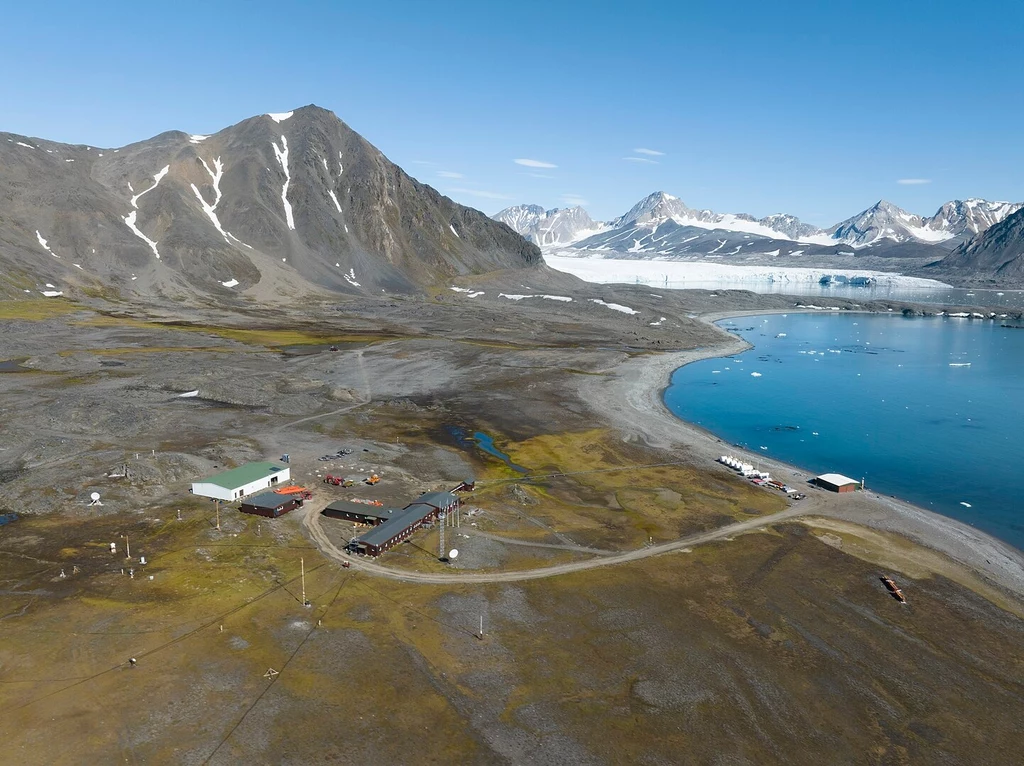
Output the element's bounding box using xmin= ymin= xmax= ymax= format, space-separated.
xmin=302 ymin=498 xmax=809 ymax=583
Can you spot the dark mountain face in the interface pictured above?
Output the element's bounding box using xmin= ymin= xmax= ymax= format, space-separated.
xmin=932 ymin=207 xmax=1024 ymax=281
xmin=0 ymin=105 xmax=541 ymax=300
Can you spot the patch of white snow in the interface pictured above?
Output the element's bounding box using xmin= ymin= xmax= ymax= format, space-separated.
xmin=267 ymin=111 xmax=294 ymax=123
xmin=271 ymin=136 xmax=296 ymax=230
xmin=589 ymin=298 xmax=639 ymax=314
xmin=328 ymin=190 xmax=342 ymax=213
xmin=221 ymin=278 xmax=239 ymax=288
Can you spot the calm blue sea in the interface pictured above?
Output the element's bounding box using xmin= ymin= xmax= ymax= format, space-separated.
xmin=664 ymin=314 xmax=1024 ymax=550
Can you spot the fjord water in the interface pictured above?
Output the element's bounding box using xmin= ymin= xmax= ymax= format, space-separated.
xmin=664 ymin=314 xmax=1024 ymax=550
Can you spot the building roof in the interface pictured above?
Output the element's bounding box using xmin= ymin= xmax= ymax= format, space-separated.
xmin=409 ymin=491 xmax=458 ymax=511
xmin=199 ymin=462 xmax=288 ymax=490
xmin=816 ymin=473 xmax=858 ymax=487
xmin=324 ymin=502 xmax=396 ymax=521
xmin=355 ymin=503 xmax=438 ymax=548
xmin=242 ymin=492 xmax=293 ymax=510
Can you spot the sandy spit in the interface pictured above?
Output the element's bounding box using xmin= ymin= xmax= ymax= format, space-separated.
xmin=577 ymin=314 xmax=1024 ymax=600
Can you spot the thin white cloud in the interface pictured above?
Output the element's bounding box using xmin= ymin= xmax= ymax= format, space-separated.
xmin=447 ymin=187 xmax=513 ymax=200
xmin=514 ymin=158 xmax=558 ymax=169
xmin=897 ymin=178 xmax=932 ymax=185
xmin=633 ymin=148 xmax=665 ymax=156
xmin=519 ymin=172 xmax=555 ymax=179
xmin=437 ymin=170 xmax=464 ymax=179
xmin=561 ymin=194 xmax=589 ymax=207
xmin=623 ymin=156 xmax=658 ymax=164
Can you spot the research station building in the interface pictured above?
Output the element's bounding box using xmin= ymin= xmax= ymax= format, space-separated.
xmin=239 ymin=491 xmax=303 ymax=518
xmin=348 ymin=491 xmax=460 ymax=557
xmin=190 ymin=462 xmax=291 ymax=502
xmin=812 ymin=473 xmax=860 ymax=493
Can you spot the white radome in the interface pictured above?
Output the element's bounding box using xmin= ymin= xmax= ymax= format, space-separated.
xmin=90 ymin=492 xmax=101 ymax=501
xmin=448 ymin=549 xmax=459 ymax=560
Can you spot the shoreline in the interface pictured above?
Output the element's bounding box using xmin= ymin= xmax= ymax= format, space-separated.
xmin=577 ymin=309 xmax=1024 ymax=603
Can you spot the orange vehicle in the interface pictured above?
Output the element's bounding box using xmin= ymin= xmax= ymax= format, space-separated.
xmin=274 ymin=486 xmax=313 ymax=500
xmin=365 ymin=474 xmax=381 ymax=485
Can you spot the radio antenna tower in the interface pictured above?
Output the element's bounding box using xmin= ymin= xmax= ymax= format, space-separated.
xmin=438 ymin=511 xmax=446 ymax=560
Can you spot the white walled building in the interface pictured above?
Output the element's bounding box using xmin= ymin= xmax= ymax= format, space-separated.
xmin=190 ymin=462 xmax=291 ymax=502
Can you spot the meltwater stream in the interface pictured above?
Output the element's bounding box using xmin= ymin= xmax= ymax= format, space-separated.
xmin=664 ymin=313 xmax=1024 ymax=550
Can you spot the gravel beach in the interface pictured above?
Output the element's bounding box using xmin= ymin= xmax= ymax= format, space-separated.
xmin=577 ymin=313 xmax=1024 ymax=601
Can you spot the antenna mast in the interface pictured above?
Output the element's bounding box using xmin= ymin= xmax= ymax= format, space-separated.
xmin=438 ymin=511 xmax=446 ymax=560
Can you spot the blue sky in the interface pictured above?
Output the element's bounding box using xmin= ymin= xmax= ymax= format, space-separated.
xmin=3 ymin=0 xmax=1022 ymax=225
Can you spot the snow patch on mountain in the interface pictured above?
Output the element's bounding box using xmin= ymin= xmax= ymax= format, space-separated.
xmin=271 ymin=136 xmax=295 ymax=230
xmin=190 ymin=156 xmax=250 ymax=247
xmin=35 ymin=231 xmax=59 ymax=258
xmin=124 ymin=165 xmax=170 ymax=258
xmin=267 ymin=111 xmax=294 ymax=123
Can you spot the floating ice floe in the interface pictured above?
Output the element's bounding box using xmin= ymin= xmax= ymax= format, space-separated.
xmin=960 ymin=501 xmax=972 ymax=508
xmin=750 ymin=372 xmax=762 ymax=377
xmin=589 ymin=298 xmax=638 ymax=314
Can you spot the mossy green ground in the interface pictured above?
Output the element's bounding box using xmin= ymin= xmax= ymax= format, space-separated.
xmin=3 ymin=508 xmax=1021 ymax=765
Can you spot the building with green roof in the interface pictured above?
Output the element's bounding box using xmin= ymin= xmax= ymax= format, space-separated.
xmin=190 ymin=462 xmax=291 ymax=501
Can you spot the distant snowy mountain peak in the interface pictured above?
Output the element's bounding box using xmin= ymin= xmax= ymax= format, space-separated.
xmin=494 ymin=204 xmax=607 ymax=246
xmin=493 ymin=204 xmax=545 ymax=235
xmin=924 ymin=198 xmax=1022 ymax=236
xmin=830 ymin=198 xmax=1022 ymax=247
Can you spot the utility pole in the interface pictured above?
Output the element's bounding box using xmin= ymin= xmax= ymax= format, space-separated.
xmin=215 ymin=499 xmax=221 ymax=531
xmin=301 ymin=557 xmax=309 ymax=607
xmin=122 ymin=534 xmax=131 ymax=560
xmin=478 ymin=614 xmax=484 ymax=640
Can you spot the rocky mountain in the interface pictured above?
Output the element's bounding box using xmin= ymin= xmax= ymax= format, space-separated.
xmin=495 ymin=192 xmax=1021 ymax=262
xmin=493 ymin=204 xmax=606 ymax=246
xmin=930 ymin=207 xmax=1024 ymax=281
xmin=829 ymin=199 xmax=1022 ymax=247
xmin=0 ymin=105 xmax=541 ymax=300
xmin=608 ymin=192 xmax=831 ymax=243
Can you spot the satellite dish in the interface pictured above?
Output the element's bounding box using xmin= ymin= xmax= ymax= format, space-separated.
xmin=448 ymin=549 xmax=459 ymax=560
xmin=90 ymin=492 xmax=101 ymax=501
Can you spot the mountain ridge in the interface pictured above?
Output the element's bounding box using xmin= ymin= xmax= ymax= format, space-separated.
xmin=495 ymin=192 xmax=1022 ymax=257
xmin=0 ymin=104 xmax=542 ymax=301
